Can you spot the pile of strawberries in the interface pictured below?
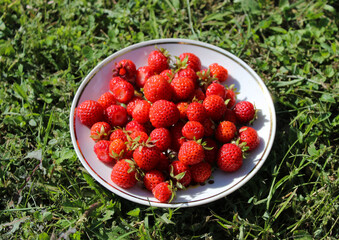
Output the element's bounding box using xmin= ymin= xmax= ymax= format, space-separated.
xmin=76 ymin=47 xmax=260 ymax=203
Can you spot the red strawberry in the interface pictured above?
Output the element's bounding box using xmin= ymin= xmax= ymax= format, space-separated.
xmin=217 ymin=143 xmax=243 ymax=172
xmin=186 ymin=102 xmax=206 ymax=123
xmin=233 ymin=101 xmax=256 ymax=124
xmin=132 ymin=100 xmax=151 ymax=124
xmin=190 ymin=162 xmax=211 ymax=183
xmin=178 ymin=140 xmax=205 ymax=165
xmin=179 ymin=53 xmax=201 ymax=72
xmin=149 ymin=100 xmax=180 ymax=128
xmin=160 ymin=69 xmax=174 ymax=82
xmin=129 ymin=130 xmax=149 ymax=144
xmin=225 ymin=85 xmax=237 ymax=108
xmin=209 ymin=63 xmax=228 ymax=82
xmin=170 ymin=121 xmax=186 ymax=151
xmin=125 ymin=120 xmax=147 ymax=133
xmin=169 ymin=160 xmax=192 ymax=188
xmin=109 ymin=138 xmax=127 ymax=161
xmin=144 ymin=75 xmax=172 ymax=103
xmin=109 ymin=128 xmax=128 ymax=142
xmin=126 ymin=96 xmax=143 ymax=116
xmin=202 ymin=118 xmax=216 ymax=137
xmin=148 ymin=49 xmax=169 ymax=73
xmin=109 ymin=76 xmax=124 ymax=91
xmin=110 ymin=79 xmax=134 ymax=104
xmin=97 ymin=91 xmax=116 ymax=110
xmin=224 ymin=108 xmax=237 ymax=124
xmin=105 ymin=105 xmax=128 ymax=127
xmin=191 ymin=88 xmax=206 ymax=101
xmin=176 ymin=102 xmax=189 ymax=120
xmin=77 ymin=100 xmax=104 ymax=127
xmin=170 ymin=76 xmax=195 ymax=102
xmin=133 ymin=146 xmax=160 ymax=171
xmin=197 ymin=68 xmax=212 ymax=82
xmin=239 ymin=126 xmax=260 ymax=151
xmin=204 ymin=138 xmax=218 ymax=164
xmin=206 ymin=82 xmax=226 ymax=100
xmin=94 ymin=140 xmax=114 ymax=164
xmin=215 ymin=121 xmax=237 ymax=143
xmin=156 ymin=152 xmax=170 ymax=172
xmin=182 ymin=121 xmax=204 ymax=140
xmin=203 ymin=95 xmax=227 ymax=121
xmin=143 ymin=170 xmax=165 ymax=191
xmin=90 ymin=121 xmax=112 ymax=142
xmin=176 ymin=67 xmax=198 ymax=87
xmin=150 ymin=128 xmax=171 ymax=152
xmin=112 ymin=59 xmax=137 ymax=84
xmin=136 ymin=65 xmax=155 ymax=88
xmin=152 ymin=182 xmax=174 ymax=203
xmin=111 ymin=159 xmax=137 ymax=189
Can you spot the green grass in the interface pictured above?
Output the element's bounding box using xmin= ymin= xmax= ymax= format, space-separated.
xmin=0 ymin=0 xmax=338 ymax=239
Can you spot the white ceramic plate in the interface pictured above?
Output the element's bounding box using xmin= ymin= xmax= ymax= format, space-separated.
xmin=69 ymin=38 xmax=276 ymax=208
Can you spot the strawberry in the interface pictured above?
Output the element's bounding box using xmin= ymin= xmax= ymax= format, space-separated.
xmin=204 ymin=138 xmax=218 ymax=164
xmin=143 ymin=170 xmax=165 ymax=191
xmin=179 ymin=53 xmax=201 ymax=72
xmin=97 ymin=91 xmax=116 ymax=110
xmin=133 ymin=146 xmax=160 ymax=171
xmin=150 ymin=128 xmax=171 ymax=152
xmin=224 ymin=108 xmax=237 ymax=124
xmin=125 ymin=120 xmax=147 ymax=133
xmin=233 ymin=101 xmax=256 ymax=124
xmin=209 ymin=63 xmax=228 ymax=82
xmin=203 ymin=95 xmax=227 ymax=121
xmin=178 ymin=140 xmax=205 ymax=165
xmin=129 ymin=130 xmax=149 ymax=144
xmin=109 ymin=76 xmax=124 ymax=91
xmin=191 ymin=88 xmax=206 ymax=101
xmin=77 ymin=100 xmax=104 ymax=127
xmin=190 ymin=162 xmax=211 ymax=183
xmin=196 ymin=68 xmax=217 ymax=89
xmin=148 ymin=49 xmax=170 ymax=73
xmin=104 ymin=105 xmax=128 ymax=127
xmin=112 ymin=59 xmax=137 ymax=84
xmin=202 ymin=118 xmax=216 ymax=137
xmin=94 ymin=140 xmax=114 ymax=164
xmin=238 ymin=126 xmax=260 ymax=151
xmin=169 ymin=160 xmax=192 ymax=188
xmin=186 ymin=102 xmax=206 ymax=123
xmin=156 ymin=152 xmax=171 ymax=172
xmin=170 ymin=121 xmax=186 ymax=151
xmin=90 ymin=121 xmax=112 ymax=142
xmin=111 ymin=159 xmax=137 ymax=189
xmin=217 ymin=143 xmax=243 ymax=172
xmin=170 ymin=76 xmax=195 ymax=102
xmin=132 ymin=100 xmax=151 ymax=124
xmin=110 ymin=79 xmax=134 ymax=104
xmin=159 ymin=69 xmax=174 ymax=82
xmin=175 ymin=67 xmax=198 ymax=87
xmin=149 ymin=100 xmax=180 ymax=128
xmin=109 ymin=128 xmax=128 ymax=142
xmin=205 ymin=82 xmax=226 ymax=100
xmin=152 ymin=182 xmax=174 ymax=203
xmin=225 ymin=85 xmax=237 ymax=108
xmin=109 ymin=138 xmax=127 ymax=161
xmin=126 ymin=96 xmax=143 ymax=116
xmin=136 ymin=65 xmax=155 ymax=88
xmin=182 ymin=121 xmax=204 ymax=140
xmin=144 ymin=75 xmax=172 ymax=103
xmin=215 ymin=121 xmax=237 ymax=143
xmin=176 ymin=102 xmax=189 ymax=120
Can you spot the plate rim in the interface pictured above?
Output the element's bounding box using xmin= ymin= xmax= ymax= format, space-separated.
xmin=69 ymin=38 xmax=276 ymax=208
